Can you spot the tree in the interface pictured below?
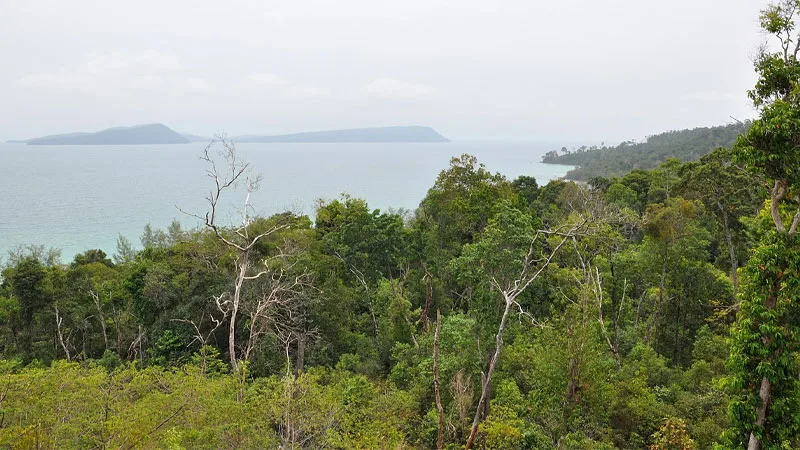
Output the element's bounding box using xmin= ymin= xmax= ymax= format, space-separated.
xmin=679 ymin=147 xmax=763 ymax=299
xmin=418 ymin=154 xmax=518 ymax=254
xmin=451 ymin=201 xmax=592 ymax=449
xmin=724 ymin=2 xmax=800 ymax=449
xmin=72 ymin=249 xmax=113 ymax=268
xmin=641 ymin=197 xmax=710 ymax=357
xmin=648 ymin=158 xmax=683 ymax=204
xmin=7 ymin=256 xmax=54 ymax=359
xmin=184 ymin=136 xmax=308 ymax=375
xmin=113 ymin=235 xmax=137 ymax=265
xmin=316 ymin=196 xmax=408 ymax=339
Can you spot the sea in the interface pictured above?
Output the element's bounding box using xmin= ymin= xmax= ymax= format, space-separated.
xmin=0 ymin=141 xmax=574 ymax=263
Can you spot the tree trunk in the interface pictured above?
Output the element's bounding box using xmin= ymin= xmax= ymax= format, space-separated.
xmin=420 ymin=267 xmax=434 ymax=329
xmin=721 ymin=209 xmax=739 ymax=300
xmin=90 ymin=291 xmax=109 ymax=351
xmin=748 ymin=376 xmax=772 ymax=450
xmin=54 ymin=306 xmax=70 ymax=362
xmin=649 ymin=249 xmax=669 ymax=344
xmin=566 ymin=356 xmax=578 ymax=405
xmin=746 ymin=187 xmax=789 ymax=449
xmin=295 ymin=333 xmax=306 ymax=375
xmin=465 ymin=296 xmax=512 ymax=449
xmin=434 ymin=310 xmax=444 ymax=450
xmin=229 ymin=257 xmax=249 ymax=374
xmin=228 ymin=305 xmax=239 ymax=374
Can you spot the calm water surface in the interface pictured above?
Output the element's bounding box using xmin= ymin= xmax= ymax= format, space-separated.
xmin=0 ymin=141 xmax=573 ymax=261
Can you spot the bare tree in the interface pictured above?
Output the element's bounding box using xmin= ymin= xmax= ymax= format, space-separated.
xmin=182 ymin=135 xmax=305 ymax=375
xmin=173 ymin=311 xmax=225 ymax=376
xmin=240 ymin=240 xmax=313 ymax=366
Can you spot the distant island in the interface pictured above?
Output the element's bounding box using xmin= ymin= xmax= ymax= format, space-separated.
xmin=16 ymin=124 xmax=190 ymax=145
xmin=11 ymin=125 xmax=449 ymax=145
xmin=234 ymin=126 xmax=449 ymax=143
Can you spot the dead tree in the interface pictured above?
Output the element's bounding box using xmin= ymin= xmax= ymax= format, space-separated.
xmin=173 ymin=310 xmax=225 ymax=376
xmin=240 ymin=240 xmax=313 ymax=366
xmin=182 ymin=136 xmax=290 ymax=374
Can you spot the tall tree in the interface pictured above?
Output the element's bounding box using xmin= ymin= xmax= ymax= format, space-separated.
xmin=184 ymin=137 xmax=300 ymax=375
xmin=679 ymin=147 xmax=763 ymax=299
xmin=724 ymin=2 xmax=800 ymax=449
xmin=451 ymin=202 xmax=592 ymax=449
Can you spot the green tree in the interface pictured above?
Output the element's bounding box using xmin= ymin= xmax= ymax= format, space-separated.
xmin=418 ymin=154 xmax=518 ymax=255
xmin=723 ymin=2 xmax=800 ymax=449
xmin=451 ymin=203 xmax=590 ymax=449
xmin=7 ymin=257 xmax=54 ymax=360
xmin=679 ymin=147 xmax=764 ymax=298
xmin=72 ymin=249 xmax=114 ymax=268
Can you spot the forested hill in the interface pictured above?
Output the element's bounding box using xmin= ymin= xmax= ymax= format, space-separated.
xmin=542 ymin=122 xmax=748 ymax=180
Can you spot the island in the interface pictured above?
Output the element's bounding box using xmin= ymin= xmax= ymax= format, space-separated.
xmin=19 ymin=124 xmax=190 ymax=145
xmin=234 ymin=126 xmax=449 ymax=143
xmin=11 ymin=125 xmax=449 ymax=145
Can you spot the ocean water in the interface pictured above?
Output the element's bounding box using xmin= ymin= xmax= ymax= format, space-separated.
xmin=0 ymin=141 xmax=573 ymax=262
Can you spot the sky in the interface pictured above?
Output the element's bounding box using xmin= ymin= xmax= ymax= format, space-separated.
xmin=0 ymin=0 xmax=767 ymax=142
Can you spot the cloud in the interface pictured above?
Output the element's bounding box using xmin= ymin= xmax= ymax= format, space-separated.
xmin=246 ymin=73 xmax=284 ymax=86
xmin=682 ymin=91 xmax=737 ymax=102
xmin=243 ymin=73 xmax=330 ymax=98
xmin=130 ymin=75 xmax=165 ymax=90
xmin=363 ymin=77 xmax=435 ymax=100
xmin=15 ymin=50 xmax=187 ymax=94
xmin=17 ymin=70 xmax=94 ymax=91
xmin=184 ymin=77 xmax=215 ymax=92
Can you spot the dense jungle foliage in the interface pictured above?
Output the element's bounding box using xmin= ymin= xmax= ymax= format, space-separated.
xmin=541 ymin=123 xmax=747 ymax=181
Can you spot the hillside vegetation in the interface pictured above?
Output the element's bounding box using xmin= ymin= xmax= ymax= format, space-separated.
xmin=0 ymin=144 xmax=769 ymax=448
xmin=542 ymin=122 xmax=748 ymax=180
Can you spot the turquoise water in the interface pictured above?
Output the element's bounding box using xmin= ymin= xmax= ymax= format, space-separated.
xmin=0 ymin=141 xmax=573 ymax=262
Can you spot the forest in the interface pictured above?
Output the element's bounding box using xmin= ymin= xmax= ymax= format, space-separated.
xmin=4 ymin=2 xmax=800 ymax=449
xmin=541 ymin=123 xmax=747 ymax=181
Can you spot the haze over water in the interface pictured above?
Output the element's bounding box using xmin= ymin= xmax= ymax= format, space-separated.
xmin=0 ymin=141 xmax=573 ymax=262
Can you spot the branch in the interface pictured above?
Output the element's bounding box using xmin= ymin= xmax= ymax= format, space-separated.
xmin=771 ymin=180 xmax=788 ymax=232
xmin=790 ymin=202 xmax=800 ymax=235
xmin=507 ymin=215 xmax=590 ymax=301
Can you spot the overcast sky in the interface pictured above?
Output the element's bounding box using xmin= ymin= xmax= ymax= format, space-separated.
xmin=1 ymin=0 xmax=766 ymax=142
